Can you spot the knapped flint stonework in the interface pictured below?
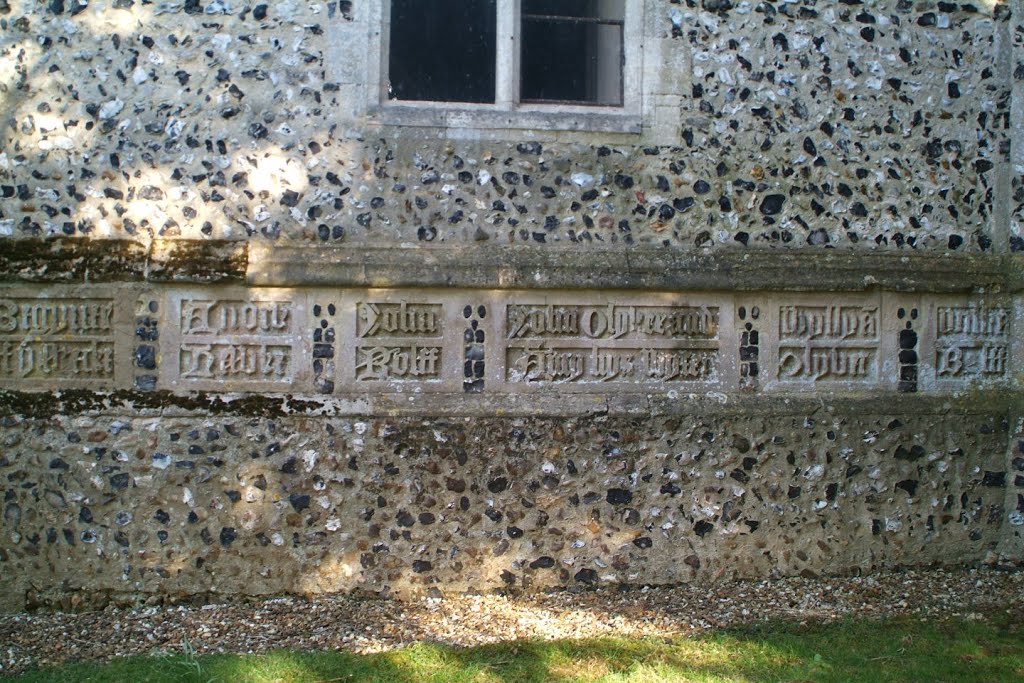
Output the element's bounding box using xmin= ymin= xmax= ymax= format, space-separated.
xmin=0 ymin=404 xmax=1014 ymax=611
xmin=1 ymin=0 xmax=1023 ymax=610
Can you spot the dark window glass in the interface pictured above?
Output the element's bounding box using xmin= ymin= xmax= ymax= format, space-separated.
xmin=521 ymin=0 xmax=624 ymax=105
xmin=389 ymin=0 xmax=496 ymax=103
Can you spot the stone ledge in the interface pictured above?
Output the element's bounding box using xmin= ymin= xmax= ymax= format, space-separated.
xmin=248 ymin=245 xmax=1022 ymax=294
xmin=1 ymin=240 xmax=1019 ymax=293
xmin=0 ymin=239 xmax=247 ymax=284
xmin=0 ymin=389 xmax=1018 ymax=420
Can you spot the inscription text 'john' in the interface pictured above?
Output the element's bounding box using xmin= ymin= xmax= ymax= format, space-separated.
xmin=357 ymin=303 xmax=442 ymax=338
xmin=507 ymin=305 xmax=718 ymax=340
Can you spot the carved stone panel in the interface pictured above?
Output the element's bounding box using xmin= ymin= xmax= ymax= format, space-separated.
xmin=333 ymin=293 xmax=478 ymax=392
xmin=493 ymin=294 xmax=735 ymax=392
xmin=162 ymin=289 xmax=307 ymax=392
xmin=0 ymin=288 xmax=131 ymax=389
xmin=762 ymin=294 xmax=898 ymax=391
xmin=921 ymin=297 xmax=1015 ymax=390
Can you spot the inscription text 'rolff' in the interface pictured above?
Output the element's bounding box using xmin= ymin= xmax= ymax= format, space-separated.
xmin=355 ymin=345 xmax=441 ymax=381
xmin=935 ymin=305 xmax=1010 ymax=380
xmin=776 ymin=304 xmax=879 ymax=382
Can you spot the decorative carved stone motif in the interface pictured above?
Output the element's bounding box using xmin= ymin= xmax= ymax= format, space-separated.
xmin=737 ymin=305 xmax=760 ymax=392
xmin=897 ymin=307 xmax=920 ymax=393
xmin=134 ymin=295 xmax=161 ymax=392
xmin=312 ymin=302 xmax=337 ymax=394
xmin=463 ymin=304 xmax=487 ymax=393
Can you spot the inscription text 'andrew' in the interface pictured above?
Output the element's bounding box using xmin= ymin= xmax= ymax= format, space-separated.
xmin=181 ymin=300 xmax=292 ymax=336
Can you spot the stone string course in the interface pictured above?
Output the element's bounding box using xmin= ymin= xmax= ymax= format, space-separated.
xmin=0 ymin=285 xmax=1019 ymax=394
xmin=1 ymin=0 xmax=1023 ymax=610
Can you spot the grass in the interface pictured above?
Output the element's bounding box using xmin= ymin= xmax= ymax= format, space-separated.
xmin=3 ymin=613 xmax=1023 ymax=682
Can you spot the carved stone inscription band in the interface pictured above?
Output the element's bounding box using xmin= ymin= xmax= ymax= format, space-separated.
xmin=0 ymin=287 xmax=1016 ymax=396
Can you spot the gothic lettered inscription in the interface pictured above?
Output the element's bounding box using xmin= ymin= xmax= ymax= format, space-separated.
xmin=504 ymin=303 xmax=721 ymax=386
xmin=354 ymin=302 xmax=443 ymax=382
xmin=174 ymin=297 xmax=298 ymax=390
xmin=0 ymin=298 xmax=115 ymax=386
xmin=934 ymin=304 xmax=1010 ymax=383
xmin=775 ymin=303 xmax=879 ymax=384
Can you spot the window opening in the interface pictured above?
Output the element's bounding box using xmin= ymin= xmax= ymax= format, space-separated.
xmin=388 ymin=0 xmax=497 ymax=103
xmin=386 ymin=0 xmax=625 ymax=108
xmin=520 ymin=0 xmax=624 ymax=105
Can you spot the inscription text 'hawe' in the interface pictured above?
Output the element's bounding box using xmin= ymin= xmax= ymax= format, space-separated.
xmin=181 ymin=343 xmax=291 ymax=380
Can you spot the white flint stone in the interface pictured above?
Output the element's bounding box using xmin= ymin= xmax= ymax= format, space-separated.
xmin=211 ymin=34 xmax=233 ymax=51
xmin=99 ymin=99 xmax=124 ymax=119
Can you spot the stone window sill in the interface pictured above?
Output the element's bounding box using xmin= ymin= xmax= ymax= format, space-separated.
xmin=372 ymin=103 xmax=642 ymax=134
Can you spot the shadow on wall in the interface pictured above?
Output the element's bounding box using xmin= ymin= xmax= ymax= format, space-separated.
xmin=0 ymin=1 xmax=360 ymax=243
xmin=0 ymin=0 xmax=1015 ymax=251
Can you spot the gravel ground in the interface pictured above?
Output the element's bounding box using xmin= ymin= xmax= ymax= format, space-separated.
xmin=2 ymin=568 xmax=1022 ymax=676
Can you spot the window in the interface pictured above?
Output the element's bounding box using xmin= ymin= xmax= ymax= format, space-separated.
xmin=372 ymin=0 xmax=643 ymax=133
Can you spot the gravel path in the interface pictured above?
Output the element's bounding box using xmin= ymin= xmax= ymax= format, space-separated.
xmin=2 ymin=568 xmax=1022 ymax=676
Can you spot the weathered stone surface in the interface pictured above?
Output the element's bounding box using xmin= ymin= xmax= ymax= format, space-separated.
xmin=0 ymin=0 xmax=1021 ymax=609
xmin=247 ymin=246 xmax=1022 ymax=293
xmin=0 ymin=404 xmax=1014 ymax=611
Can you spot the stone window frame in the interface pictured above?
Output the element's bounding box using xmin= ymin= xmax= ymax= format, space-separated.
xmin=338 ymin=0 xmax=664 ymax=136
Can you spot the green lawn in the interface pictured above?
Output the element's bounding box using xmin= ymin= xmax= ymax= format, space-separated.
xmin=4 ymin=614 xmax=1022 ymax=682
